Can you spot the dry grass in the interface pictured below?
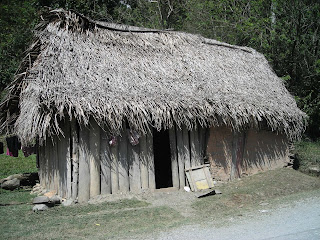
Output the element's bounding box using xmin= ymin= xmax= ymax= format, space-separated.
xmin=0 ymin=9 xmax=306 ymax=145
xmin=192 ymin=168 xmax=320 ymax=222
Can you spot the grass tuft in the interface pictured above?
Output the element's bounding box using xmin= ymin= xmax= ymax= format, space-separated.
xmin=294 ymin=140 xmax=320 ymax=175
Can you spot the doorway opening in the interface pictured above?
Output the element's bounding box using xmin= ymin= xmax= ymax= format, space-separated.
xmin=153 ymin=129 xmax=173 ymax=189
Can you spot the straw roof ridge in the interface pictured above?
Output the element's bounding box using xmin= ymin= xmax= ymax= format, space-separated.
xmin=0 ymin=9 xmax=306 ymax=144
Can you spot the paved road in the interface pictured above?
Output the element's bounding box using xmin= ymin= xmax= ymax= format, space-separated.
xmin=156 ymin=196 xmax=320 ymax=240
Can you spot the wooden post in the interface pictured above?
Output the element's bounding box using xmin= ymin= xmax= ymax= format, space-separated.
xmin=169 ymin=127 xmax=179 ymax=188
xmin=56 ymin=135 xmax=62 ymax=197
xmin=71 ymin=119 xmax=79 ymax=200
xmin=190 ymin=128 xmax=201 ymax=167
xmin=78 ymin=125 xmax=90 ymax=203
xmin=52 ymin=136 xmax=59 ymax=195
xmin=58 ymin=122 xmax=70 ymax=198
xmin=147 ymin=132 xmax=155 ymax=190
xmin=110 ymin=137 xmax=119 ymax=194
xmin=198 ymin=127 xmax=207 ymax=164
xmin=38 ymin=144 xmax=44 ymax=188
xmin=182 ymin=126 xmax=191 ymax=169
xmin=47 ymin=139 xmax=53 ymax=191
xmin=100 ymin=129 xmax=111 ymax=195
xmin=128 ymin=131 xmax=141 ymax=193
xmin=118 ymin=126 xmax=129 ymax=193
xmin=140 ymin=134 xmax=149 ymax=190
xmin=230 ymin=130 xmax=238 ymax=180
xmin=42 ymin=141 xmax=48 ymax=189
xmin=176 ymin=126 xmax=185 ymax=189
xmin=89 ymin=118 xmax=101 ymax=198
xmin=65 ymin=121 xmax=72 ymax=199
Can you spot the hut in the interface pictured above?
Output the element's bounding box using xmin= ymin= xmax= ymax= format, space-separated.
xmin=0 ymin=9 xmax=306 ymax=202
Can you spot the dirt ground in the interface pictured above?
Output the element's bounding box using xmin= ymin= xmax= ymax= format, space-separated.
xmin=88 ymin=188 xmax=199 ymax=217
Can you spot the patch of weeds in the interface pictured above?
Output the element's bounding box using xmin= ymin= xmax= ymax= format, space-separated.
xmin=294 ymin=140 xmax=320 ymax=176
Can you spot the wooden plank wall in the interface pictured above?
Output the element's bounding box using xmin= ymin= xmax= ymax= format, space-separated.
xmin=39 ymin=120 xmax=207 ymax=201
xmin=170 ymin=124 xmax=208 ymax=189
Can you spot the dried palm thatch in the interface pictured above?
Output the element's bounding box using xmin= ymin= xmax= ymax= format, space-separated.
xmin=0 ymin=9 xmax=306 ymax=144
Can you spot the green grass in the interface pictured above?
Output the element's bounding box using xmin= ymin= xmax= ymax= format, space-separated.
xmin=294 ymin=140 xmax=320 ymax=175
xmin=0 ymin=150 xmax=37 ymax=180
xmin=0 ymin=198 xmax=183 ymax=240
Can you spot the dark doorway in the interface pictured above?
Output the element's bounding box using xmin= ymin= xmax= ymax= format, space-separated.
xmin=153 ymin=129 xmax=173 ymax=189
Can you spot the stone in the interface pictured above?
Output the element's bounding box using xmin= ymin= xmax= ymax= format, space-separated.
xmin=62 ymin=199 xmax=73 ymax=207
xmin=33 ymin=204 xmax=49 ymax=211
xmin=214 ymin=189 xmax=222 ymax=194
xmin=33 ymin=196 xmax=50 ymax=204
xmin=0 ymin=173 xmax=39 ymax=187
xmin=50 ymin=195 xmax=62 ymax=205
xmin=1 ymin=178 xmax=20 ymax=190
xmin=308 ymin=166 xmax=320 ymax=176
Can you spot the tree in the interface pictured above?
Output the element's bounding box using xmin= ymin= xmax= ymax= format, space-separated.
xmin=0 ymin=0 xmax=37 ymax=93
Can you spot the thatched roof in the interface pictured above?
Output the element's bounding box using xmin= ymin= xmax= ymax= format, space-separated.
xmin=0 ymin=9 xmax=306 ymax=144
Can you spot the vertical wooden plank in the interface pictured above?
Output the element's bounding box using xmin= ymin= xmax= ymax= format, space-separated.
xmin=182 ymin=126 xmax=191 ymax=169
xmin=45 ymin=140 xmax=50 ymax=190
xmin=147 ymin=132 xmax=155 ymax=190
xmin=38 ymin=144 xmax=44 ymax=188
xmin=89 ymin=119 xmax=101 ymax=198
xmin=110 ymin=137 xmax=119 ymax=194
xmin=56 ymin=135 xmax=62 ymax=197
xmin=128 ymin=131 xmax=141 ymax=193
xmin=230 ymin=130 xmax=238 ymax=180
xmin=78 ymin=125 xmax=90 ymax=203
xmin=176 ymin=127 xmax=185 ymax=189
xmin=65 ymin=121 xmax=72 ymax=199
xmin=58 ymin=134 xmax=66 ymax=198
xmin=52 ymin=136 xmax=59 ymax=195
xmin=140 ymin=134 xmax=149 ymax=190
xmin=48 ymin=139 xmax=53 ymax=191
xmin=58 ymin=122 xmax=70 ymax=198
xmin=100 ymin=129 xmax=111 ymax=195
xmin=190 ymin=128 xmax=201 ymax=167
xmin=169 ymin=127 xmax=179 ymax=188
xmin=42 ymin=141 xmax=48 ymax=189
xmin=195 ymin=126 xmax=202 ymax=164
xmin=198 ymin=127 xmax=206 ymax=164
xmin=118 ymin=126 xmax=129 ymax=193
xmin=236 ymin=131 xmax=245 ymax=178
xmin=71 ymin=119 xmax=79 ymax=200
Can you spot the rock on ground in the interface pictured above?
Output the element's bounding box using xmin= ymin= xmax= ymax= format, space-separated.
xmin=1 ymin=178 xmax=20 ymax=190
xmin=33 ymin=196 xmax=50 ymax=204
xmin=50 ymin=195 xmax=62 ymax=204
xmin=33 ymin=204 xmax=49 ymax=211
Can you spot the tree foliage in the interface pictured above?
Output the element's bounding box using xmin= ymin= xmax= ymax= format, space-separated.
xmin=0 ymin=0 xmax=319 ymax=138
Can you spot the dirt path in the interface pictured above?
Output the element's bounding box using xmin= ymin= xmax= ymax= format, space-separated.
xmin=88 ymin=189 xmax=199 ymax=217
